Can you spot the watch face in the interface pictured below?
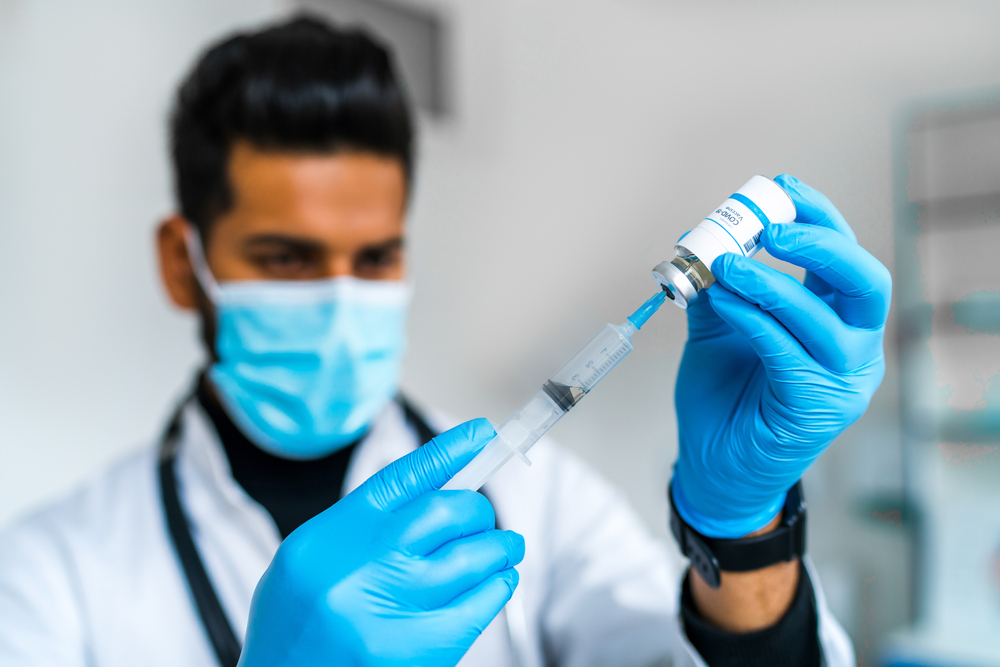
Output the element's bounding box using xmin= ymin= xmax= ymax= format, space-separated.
xmin=669 ymin=484 xmax=723 ymax=588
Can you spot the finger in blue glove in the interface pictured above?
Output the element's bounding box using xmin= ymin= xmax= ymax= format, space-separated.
xmin=239 ymin=418 xmax=525 ymax=667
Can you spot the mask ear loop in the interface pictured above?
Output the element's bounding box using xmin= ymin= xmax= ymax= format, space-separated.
xmin=183 ymin=226 xmax=222 ymax=303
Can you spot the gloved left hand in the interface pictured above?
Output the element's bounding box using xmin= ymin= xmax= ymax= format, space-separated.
xmin=672 ymin=174 xmax=892 ymax=538
xmin=238 ymin=418 xmax=525 ymax=667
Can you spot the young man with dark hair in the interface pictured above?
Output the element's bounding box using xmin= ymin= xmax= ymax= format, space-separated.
xmin=0 ymin=15 xmax=889 ymax=666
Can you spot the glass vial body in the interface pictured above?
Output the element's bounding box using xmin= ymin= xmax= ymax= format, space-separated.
xmin=652 ymin=175 xmax=796 ymax=309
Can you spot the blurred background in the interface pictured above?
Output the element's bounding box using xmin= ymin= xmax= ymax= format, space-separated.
xmin=1 ymin=0 xmax=998 ymax=664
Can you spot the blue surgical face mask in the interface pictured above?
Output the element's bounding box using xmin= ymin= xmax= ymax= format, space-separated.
xmin=186 ymin=230 xmax=412 ymax=460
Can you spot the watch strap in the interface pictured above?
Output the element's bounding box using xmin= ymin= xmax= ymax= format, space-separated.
xmin=669 ymin=481 xmax=806 ymax=589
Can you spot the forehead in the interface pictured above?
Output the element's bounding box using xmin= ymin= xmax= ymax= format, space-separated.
xmin=217 ymin=142 xmax=408 ymax=240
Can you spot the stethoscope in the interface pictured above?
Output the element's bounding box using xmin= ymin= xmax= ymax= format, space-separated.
xmin=158 ymin=392 xmax=527 ymax=667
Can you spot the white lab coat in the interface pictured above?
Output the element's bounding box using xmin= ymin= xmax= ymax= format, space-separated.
xmin=0 ymin=399 xmax=854 ymax=666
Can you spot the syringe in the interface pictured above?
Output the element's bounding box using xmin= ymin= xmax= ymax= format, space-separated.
xmin=442 ymin=291 xmax=667 ymax=492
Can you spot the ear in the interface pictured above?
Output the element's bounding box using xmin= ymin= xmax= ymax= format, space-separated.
xmin=157 ymin=214 xmax=199 ymax=311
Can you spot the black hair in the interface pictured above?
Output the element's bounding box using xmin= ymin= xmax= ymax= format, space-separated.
xmin=170 ymin=14 xmax=414 ymax=234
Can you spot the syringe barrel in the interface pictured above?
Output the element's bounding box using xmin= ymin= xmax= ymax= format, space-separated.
xmin=442 ymin=324 xmax=635 ymax=492
xmin=442 ymin=386 xmax=566 ymax=491
xmin=548 ymin=323 xmax=634 ymax=400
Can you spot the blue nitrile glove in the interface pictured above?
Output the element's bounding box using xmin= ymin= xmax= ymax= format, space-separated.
xmin=238 ymin=418 xmax=525 ymax=667
xmin=672 ymin=174 xmax=891 ymax=538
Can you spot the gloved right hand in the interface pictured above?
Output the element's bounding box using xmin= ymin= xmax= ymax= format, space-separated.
xmin=238 ymin=418 xmax=524 ymax=667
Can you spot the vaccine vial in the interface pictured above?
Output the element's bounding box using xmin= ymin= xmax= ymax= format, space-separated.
xmin=652 ymin=175 xmax=796 ymax=308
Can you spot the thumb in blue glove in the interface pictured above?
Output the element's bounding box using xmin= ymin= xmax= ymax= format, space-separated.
xmin=238 ymin=418 xmax=525 ymax=667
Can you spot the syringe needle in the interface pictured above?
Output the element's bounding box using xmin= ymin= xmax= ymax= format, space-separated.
xmin=624 ymin=290 xmax=667 ymax=332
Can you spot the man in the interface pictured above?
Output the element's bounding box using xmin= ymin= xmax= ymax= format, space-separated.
xmin=0 ymin=15 xmax=889 ymax=667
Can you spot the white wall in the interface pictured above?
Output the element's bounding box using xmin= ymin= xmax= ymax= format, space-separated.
xmin=3 ymin=0 xmax=1000 ymax=657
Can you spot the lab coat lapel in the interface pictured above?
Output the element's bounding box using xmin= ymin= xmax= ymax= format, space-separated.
xmin=172 ymin=401 xmax=283 ymax=640
xmin=174 ymin=401 xmax=283 ymax=553
xmin=166 ymin=399 xmax=424 ymax=643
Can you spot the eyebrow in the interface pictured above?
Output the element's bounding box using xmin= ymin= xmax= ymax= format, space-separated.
xmin=358 ymin=237 xmax=405 ymax=253
xmin=241 ymin=234 xmax=405 ymax=254
xmin=242 ymin=234 xmax=324 ymax=254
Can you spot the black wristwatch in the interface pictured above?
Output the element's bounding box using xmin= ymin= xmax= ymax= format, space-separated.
xmin=668 ymin=481 xmax=806 ymax=589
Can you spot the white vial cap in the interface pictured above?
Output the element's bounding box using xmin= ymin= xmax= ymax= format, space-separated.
xmin=737 ymin=175 xmax=796 ymax=226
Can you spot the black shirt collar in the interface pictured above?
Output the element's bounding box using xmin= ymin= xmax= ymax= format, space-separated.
xmin=195 ymin=375 xmax=359 ymax=538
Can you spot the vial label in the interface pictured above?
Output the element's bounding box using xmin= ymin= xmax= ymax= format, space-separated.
xmin=701 ymin=192 xmax=773 ymax=257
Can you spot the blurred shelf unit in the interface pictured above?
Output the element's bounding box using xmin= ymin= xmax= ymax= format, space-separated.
xmin=887 ymin=97 xmax=1000 ymax=666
